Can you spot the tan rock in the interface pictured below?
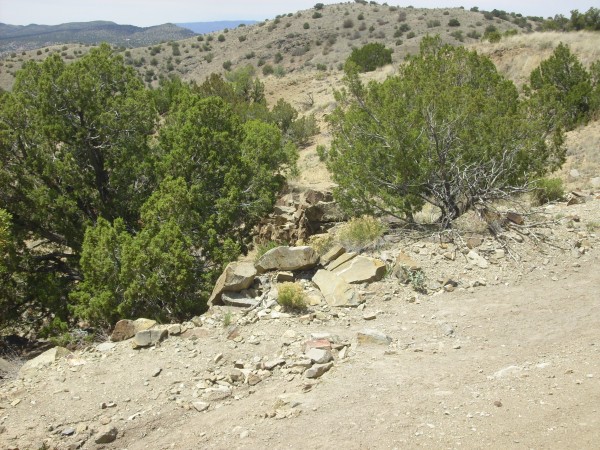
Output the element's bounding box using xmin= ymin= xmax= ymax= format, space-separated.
xmin=332 ymin=255 xmax=386 ymax=284
xmin=326 ymin=252 xmax=357 ymax=271
xmin=209 ymin=262 xmax=257 ymax=305
xmin=312 ymin=269 xmax=360 ymax=307
xmin=320 ymin=244 xmax=346 ymax=265
xmin=20 ymin=347 xmax=71 ymax=375
xmin=111 ymin=318 xmax=156 ymax=342
xmin=255 ymin=246 xmax=319 ymax=273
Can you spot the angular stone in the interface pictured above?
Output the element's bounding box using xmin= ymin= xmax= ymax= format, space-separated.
xmin=94 ymin=425 xmax=118 ymax=444
xmin=167 ymin=324 xmax=183 ymax=336
xmin=0 ymin=357 xmax=13 ymax=376
xmin=357 ymin=329 xmax=392 ymax=346
xmin=264 ymin=358 xmax=286 ymax=370
xmin=255 ymin=246 xmax=319 ymax=273
xmin=332 ymin=255 xmax=386 ymax=284
xmin=506 ymin=212 xmax=524 ymax=226
xmin=132 ymin=329 xmax=168 ymax=348
xmin=221 ymin=291 xmax=259 ymax=308
xmin=305 ymin=348 xmax=333 ymax=364
xmin=305 ymin=362 xmax=333 ymax=379
xmin=209 ymin=262 xmax=257 ymax=305
xmin=320 ymin=244 xmax=346 ymax=265
xmin=20 ymin=347 xmax=71 ymax=375
xmin=273 ymin=393 xmax=303 ymax=410
xmin=326 ymin=252 xmax=357 ymax=271
xmin=312 ymin=269 xmax=359 ymax=307
xmin=466 ymin=236 xmax=484 ymax=249
xmin=304 ymin=339 xmax=332 ymax=351
xmin=192 ymin=401 xmax=210 ymax=412
xmin=305 ymin=201 xmax=347 ymax=223
xmin=276 ymin=271 xmax=295 ymax=282
xmin=111 ymin=318 xmax=156 ymax=342
xmin=202 ymin=387 xmax=232 ymax=401
xmin=590 ymin=177 xmax=600 ymax=188
xmin=394 ymin=252 xmax=421 ymax=271
xmin=467 ymin=250 xmax=488 ymax=269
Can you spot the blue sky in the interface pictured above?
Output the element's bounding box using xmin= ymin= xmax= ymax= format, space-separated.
xmin=0 ymin=0 xmax=598 ymax=27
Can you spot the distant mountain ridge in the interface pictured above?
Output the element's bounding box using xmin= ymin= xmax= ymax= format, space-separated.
xmin=176 ymin=21 xmax=259 ymax=34
xmin=0 ymin=21 xmax=196 ymax=53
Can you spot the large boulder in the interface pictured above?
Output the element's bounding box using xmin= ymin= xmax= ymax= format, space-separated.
xmin=332 ymin=255 xmax=386 ymax=284
xmin=255 ymin=246 xmax=319 ymax=273
xmin=209 ymin=262 xmax=257 ymax=305
xmin=20 ymin=347 xmax=71 ymax=376
xmin=312 ymin=269 xmax=360 ymax=307
xmin=111 ymin=318 xmax=156 ymax=342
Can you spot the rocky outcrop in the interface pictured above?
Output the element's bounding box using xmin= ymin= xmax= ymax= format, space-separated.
xmin=253 ymin=189 xmax=346 ymax=245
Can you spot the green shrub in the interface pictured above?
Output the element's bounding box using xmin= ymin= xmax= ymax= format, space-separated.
xmin=288 ymin=114 xmax=319 ymax=147
xmin=406 ymin=31 xmax=416 ymax=39
xmin=427 ymin=20 xmax=441 ymax=28
xmin=262 ymin=64 xmax=275 ymax=75
xmin=274 ymin=52 xmax=283 ymax=63
xmin=313 ymin=12 xmax=323 ymax=19
xmin=337 ymin=216 xmax=386 ymax=250
xmin=448 ymin=18 xmax=461 ymax=27
xmin=223 ymin=60 xmax=232 ymax=71
xmin=316 ymin=144 xmax=328 ymax=161
xmin=344 ymin=18 xmax=355 ymax=28
xmin=304 ymin=22 xmax=310 ymax=29
xmin=531 ymin=178 xmax=565 ymax=205
xmin=218 ymin=34 xmax=225 ymax=42
xmin=346 ymin=42 xmax=392 ymax=72
xmin=277 ymin=282 xmax=307 ymax=311
xmin=274 ymin=65 xmax=286 ymax=78
xmin=239 ymin=35 xmax=247 ymax=42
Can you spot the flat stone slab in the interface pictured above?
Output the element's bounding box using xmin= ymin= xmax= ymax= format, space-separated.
xmin=20 ymin=347 xmax=71 ymax=375
xmin=221 ymin=291 xmax=259 ymax=308
xmin=132 ymin=329 xmax=168 ymax=348
xmin=312 ymin=269 xmax=360 ymax=307
xmin=111 ymin=318 xmax=156 ymax=342
xmin=357 ymin=329 xmax=392 ymax=346
xmin=332 ymin=255 xmax=386 ymax=284
xmin=255 ymin=246 xmax=319 ymax=273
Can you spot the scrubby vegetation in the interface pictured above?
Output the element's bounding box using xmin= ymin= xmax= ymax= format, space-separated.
xmin=327 ymin=36 xmax=566 ymax=228
xmin=0 ymin=44 xmax=319 ymax=332
xmin=276 ymin=282 xmax=307 ymax=311
xmin=345 ymin=42 xmax=392 ymax=72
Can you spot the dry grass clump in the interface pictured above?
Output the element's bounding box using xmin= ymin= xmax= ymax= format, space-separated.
xmin=336 ymin=215 xmax=387 ymax=251
xmin=277 ymin=282 xmax=307 ymax=311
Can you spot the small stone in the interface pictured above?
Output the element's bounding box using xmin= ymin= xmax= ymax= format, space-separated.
xmin=152 ymin=368 xmax=162 ymax=377
xmin=247 ymin=373 xmax=262 ymax=386
xmin=305 ymin=348 xmax=333 ymax=364
xmin=192 ymin=401 xmax=210 ymax=412
xmin=363 ymin=312 xmax=377 ymax=321
xmin=264 ymin=358 xmax=286 ymax=370
xmin=357 ymin=329 xmax=392 ymax=346
xmin=132 ymin=329 xmax=167 ymax=348
xmin=494 ymin=400 xmax=503 ymax=407
xmin=96 ymin=342 xmax=116 ymax=352
xmin=62 ymin=427 xmax=75 ymax=436
xmin=167 ymin=324 xmax=183 ymax=336
xmin=94 ymin=425 xmax=118 ymax=444
xmin=305 ymin=362 xmax=333 ymax=379
xmin=304 ymin=339 xmax=332 ymax=351
xmin=276 ymin=271 xmax=295 ymax=282
xmin=214 ymin=353 xmax=224 ymax=364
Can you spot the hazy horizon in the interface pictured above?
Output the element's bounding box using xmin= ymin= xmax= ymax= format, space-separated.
xmin=1 ymin=0 xmax=598 ymax=27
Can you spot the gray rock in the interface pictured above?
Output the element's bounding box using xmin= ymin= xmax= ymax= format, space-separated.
xmin=96 ymin=342 xmax=116 ymax=352
xmin=132 ymin=329 xmax=168 ymax=348
xmin=591 ymin=177 xmax=600 ymax=188
xmin=332 ymin=255 xmax=386 ymax=284
xmin=167 ymin=324 xmax=183 ymax=336
xmin=255 ymin=246 xmax=319 ymax=273
xmin=192 ymin=401 xmax=210 ymax=412
xmin=467 ymin=250 xmax=489 ymax=269
xmin=209 ymin=261 xmax=257 ymax=305
xmin=305 ymin=362 xmax=333 ymax=379
xmin=305 ymin=348 xmax=333 ymax=364
xmin=570 ymin=168 xmax=580 ymax=178
xmin=320 ymin=244 xmax=346 ymax=265
xmin=312 ymin=269 xmax=360 ymax=307
xmin=357 ymin=329 xmax=392 ymax=346
xmin=202 ymin=387 xmax=232 ymax=401
xmin=20 ymin=347 xmax=71 ymax=375
xmin=305 ymin=201 xmax=347 ymax=223
xmin=0 ymin=357 xmax=14 ymax=375
xmin=221 ymin=291 xmax=259 ymax=308
xmin=264 ymin=358 xmax=286 ymax=370
xmin=61 ymin=427 xmax=75 ymax=436
xmin=276 ymin=271 xmax=295 ymax=282
xmin=363 ymin=312 xmax=377 ymax=321
xmin=94 ymin=425 xmax=118 ymax=444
